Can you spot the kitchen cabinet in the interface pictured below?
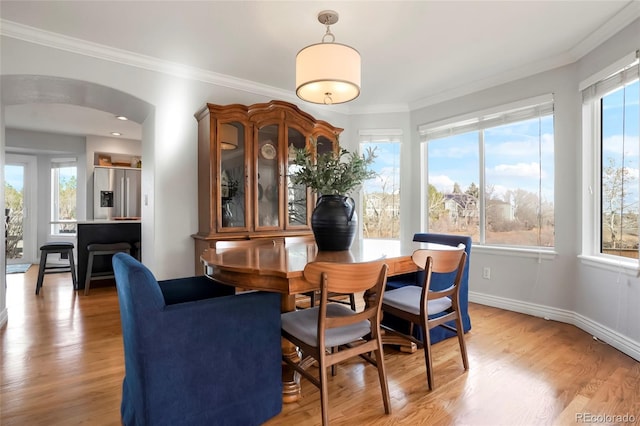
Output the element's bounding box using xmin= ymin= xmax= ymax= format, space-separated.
xmin=192 ymin=100 xmax=342 ymax=270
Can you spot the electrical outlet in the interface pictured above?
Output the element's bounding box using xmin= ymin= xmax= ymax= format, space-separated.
xmin=482 ymin=267 xmax=491 ymax=279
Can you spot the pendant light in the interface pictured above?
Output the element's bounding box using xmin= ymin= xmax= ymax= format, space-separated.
xmin=220 ymin=123 xmax=238 ymax=150
xmin=296 ymin=10 xmax=361 ymax=105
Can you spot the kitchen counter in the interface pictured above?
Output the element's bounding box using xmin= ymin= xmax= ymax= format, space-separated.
xmin=78 ymin=219 xmax=141 ymax=224
xmin=77 ymin=221 xmax=141 ymax=290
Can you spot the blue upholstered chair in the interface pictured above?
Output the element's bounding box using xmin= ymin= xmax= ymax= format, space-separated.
xmin=112 ymin=253 xmax=283 ymax=426
xmin=383 ymin=233 xmax=472 ymax=344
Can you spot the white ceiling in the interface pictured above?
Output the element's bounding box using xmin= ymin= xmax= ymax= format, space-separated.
xmin=1 ymin=0 xmax=638 ymax=140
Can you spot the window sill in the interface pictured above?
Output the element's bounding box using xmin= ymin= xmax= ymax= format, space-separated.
xmin=472 ymin=245 xmax=557 ymax=261
xmin=578 ymin=254 xmax=640 ymax=277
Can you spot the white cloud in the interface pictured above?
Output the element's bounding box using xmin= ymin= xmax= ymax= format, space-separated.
xmin=488 ymin=162 xmax=544 ymax=178
xmin=429 ymin=174 xmax=456 ymax=192
xmin=602 ymin=134 xmax=640 ymax=156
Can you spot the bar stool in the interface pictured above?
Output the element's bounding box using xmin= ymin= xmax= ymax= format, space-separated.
xmin=35 ymin=242 xmax=77 ymax=295
xmin=84 ymin=242 xmax=131 ymax=295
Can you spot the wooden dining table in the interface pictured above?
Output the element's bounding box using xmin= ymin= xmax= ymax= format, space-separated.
xmin=199 ymin=238 xmax=458 ymax=402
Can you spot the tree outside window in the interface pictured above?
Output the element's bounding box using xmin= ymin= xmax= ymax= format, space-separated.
xmin=360 ymin=133 xmax=402 ymax=240
xmin=51 ymin=160 xmax=77 ymax=235
xmin=600 ymin=80 xmax=639 ymax=258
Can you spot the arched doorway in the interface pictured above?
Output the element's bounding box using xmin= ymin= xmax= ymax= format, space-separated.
xmin=1 ymin=75 xmax=154 ymax=320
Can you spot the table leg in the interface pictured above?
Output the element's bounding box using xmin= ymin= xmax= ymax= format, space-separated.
xmin=281 ymin=294 xmax=302 ymax=403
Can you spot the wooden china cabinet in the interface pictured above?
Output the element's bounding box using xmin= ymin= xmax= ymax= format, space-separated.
xmin=192 ymin=100 xmax=343 ymax=272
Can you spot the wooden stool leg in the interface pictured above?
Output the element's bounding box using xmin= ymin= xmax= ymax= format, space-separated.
xmin=35 ymin=251 xmax=48 ymax=295
xmin=84 ymin=252 xmax=95 ymax=296
xmin=67 ymin=248 xmax=78 ymax=290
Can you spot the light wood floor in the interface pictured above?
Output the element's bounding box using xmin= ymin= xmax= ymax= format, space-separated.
xmin=2 ymin=266 xmax=639 ymax=426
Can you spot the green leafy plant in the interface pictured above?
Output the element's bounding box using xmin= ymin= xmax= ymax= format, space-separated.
xmin=289 ymin=140 xmax=377 ymax=195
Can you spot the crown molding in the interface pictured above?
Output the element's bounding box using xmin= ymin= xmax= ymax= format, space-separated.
xmin=2 ymin=5 xmax=638 ymax=116
xmin=347 ymin=102 xmax=410 ymax=115
xmin=0 ymin=20 xmax=298 ymax=102
xmin=409 ymin=51 xmax=576 ymax=111
xmin=569 ymin=1 xmax=640 ymax=60
xmin=0 ymin=19 xmax=359 ymax=115
xmin=409 ymin=4 xmax=640 ymax=111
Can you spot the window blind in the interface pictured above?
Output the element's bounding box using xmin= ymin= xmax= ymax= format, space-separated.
xmin=358 ymin=129 xmax=402 ymax=144
xmin=581 ymin=50 xmax=640 ymax=103
xmin=418 ymin=94 xmax=554 ymax=141
xmin=51 ymin=157 xmax=77 ymax=168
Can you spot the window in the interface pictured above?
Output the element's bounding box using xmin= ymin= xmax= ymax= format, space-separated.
xmin=5 ymin=163 xmax=25 ymax=260
xmin=419 ymin=95 xmax=555 ymax=248
xmin=51 ymin=158 xmax=77 ymax=235
xmin=359 ymin=130 xmax=402 ymax=240
xmin=582 ymin=50 xmax=640 ymax=261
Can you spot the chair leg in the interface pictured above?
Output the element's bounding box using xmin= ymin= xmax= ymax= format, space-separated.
xmin=330 ymin=347 xmax=337 ymax=376
xmin=67 ymin=248 xmax=78 ymax=290
xmin=318 ymin=352 xmax=330 ymax=426
xmin=455 ymin=314 xmax=469 ymax=370
xmin=84 ymin=252 xmax=95 ymax=296
xmin=374 ymin=338 xmax=391 ymax=414
xmin=421 ymin=323 xmax=434 ymax=390
xmin=35 ymin=251 xmax=47 ymax=295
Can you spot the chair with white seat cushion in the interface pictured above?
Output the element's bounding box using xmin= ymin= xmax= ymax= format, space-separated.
xmin=382 ymin=244 xmax=468 ymax=390
xmin=281 ymin=258 xmax=391 ymax=426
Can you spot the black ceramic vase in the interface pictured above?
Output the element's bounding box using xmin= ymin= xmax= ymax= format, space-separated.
xmin=311 ymin=195 xmax=357 ymax=251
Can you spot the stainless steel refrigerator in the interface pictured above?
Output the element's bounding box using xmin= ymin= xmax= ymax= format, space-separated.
xmin=93 ymin=166 xmax=141 ymax=220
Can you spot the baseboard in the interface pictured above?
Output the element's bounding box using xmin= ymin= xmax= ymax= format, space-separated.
xmin=469 ymin=291 xmax=640 ymax=362
xmin=0 ymin=307 xmax=7 ymax=328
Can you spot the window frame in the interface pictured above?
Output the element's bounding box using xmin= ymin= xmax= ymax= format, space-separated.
xmin=50 ymin=157 xmax=78 ymax=236
xmin=358 ymin=129 xmax=403 ymax=242
xmin=418 ymin=94 xmax=556 ymax=254
xmin=580 ymin=50 xmax=640 ymax=273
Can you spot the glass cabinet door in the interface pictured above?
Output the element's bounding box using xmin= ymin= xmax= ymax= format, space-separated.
xmin=257 ymin=124 xmax=280 ymax=228
xmin=219 ymin=121 xmax=246 ymax=229
xmin=316 ymin=134 xmax=335 ymax=155
xmin=287 ymin=127 xmax=308 ymax=227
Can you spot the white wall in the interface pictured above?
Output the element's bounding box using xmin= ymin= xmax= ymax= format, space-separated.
xmin=574 ymin=18 xmax=640 ymax=356
xmin=409 ymin=18 xmax=640 ymax=359
xmin=411 ymin=64 xmax=579 ymax=311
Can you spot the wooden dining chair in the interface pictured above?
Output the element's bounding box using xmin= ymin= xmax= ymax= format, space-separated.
xmin=382 ymin=244 xmax=468 ymax=390
xmin=281 ymin=259 xmax=391 ymax=425
xmin=284 ymin=235 xmax=357 ymax=311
